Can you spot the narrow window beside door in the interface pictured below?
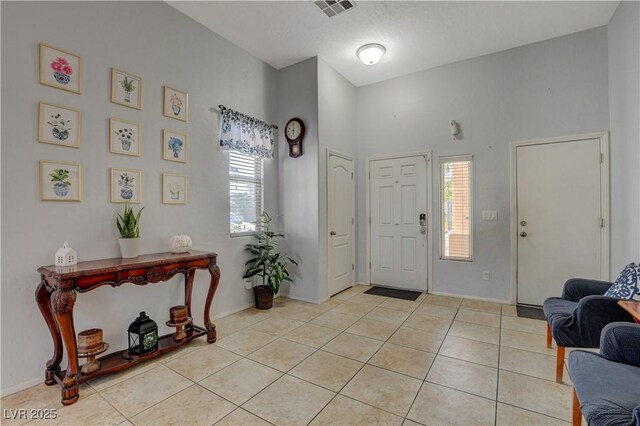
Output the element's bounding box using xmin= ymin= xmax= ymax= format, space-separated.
xmin=229 ymin=151 xmax=263 ymax=236
xmin=439 ymin=155 xmax=473 ymax=261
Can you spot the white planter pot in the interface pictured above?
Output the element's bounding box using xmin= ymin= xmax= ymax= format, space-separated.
xmin=118 ymin=238 xmax=140 ymax=258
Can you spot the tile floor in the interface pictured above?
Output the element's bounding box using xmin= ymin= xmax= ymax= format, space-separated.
xmin=2 ymin=286 xmax=580 ymax=426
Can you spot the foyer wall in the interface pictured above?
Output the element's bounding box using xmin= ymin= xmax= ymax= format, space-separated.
xmin=355 ymin=27 xmax=611 ymax=301
xmin=277 ymin=58 xmax=321 ymax=302
xmin=608 ymin=0 xmax=640 ymax=272
xmin=1 ymin=1 xmax=279 ymax=393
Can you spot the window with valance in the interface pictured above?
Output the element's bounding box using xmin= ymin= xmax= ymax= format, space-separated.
xmin=218 ymin=105 xmax=277 ymax=160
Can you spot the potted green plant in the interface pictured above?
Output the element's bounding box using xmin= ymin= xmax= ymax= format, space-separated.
xmin=116 ymin=202 xmax=144 ymax=258
xmin=243 ymin=211 xmax=297 ymax=309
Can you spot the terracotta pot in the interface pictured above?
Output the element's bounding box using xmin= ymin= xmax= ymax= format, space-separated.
xmin=253 ymin=285 xmax=274 ymax=310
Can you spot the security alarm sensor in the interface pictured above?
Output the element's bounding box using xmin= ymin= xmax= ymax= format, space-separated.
xmin=450 ymin=120 xmax=460 ymax=136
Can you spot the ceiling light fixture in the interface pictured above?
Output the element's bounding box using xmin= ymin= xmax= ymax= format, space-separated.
xmin=356 ymin=43 xmax=386 ymax=65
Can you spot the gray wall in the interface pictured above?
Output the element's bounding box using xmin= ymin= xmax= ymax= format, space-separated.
xmin=1 ymin=1 xmax=279 ymax=393
xmin=356 ymin=27 xmax=610 ymax=301
xmin=608 ymin=1 xmax=640 ymax=272
xmin=318 ymin=58 xmax=358 ymax=300
xmin=277 ymin=58 xmax=320 ymax=302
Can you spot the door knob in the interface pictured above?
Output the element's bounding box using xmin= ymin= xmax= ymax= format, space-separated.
xmin=330 ymin=231 xmax=336 ymax=236
xmin=520 ymin=220 xmax=527 ymax=226
xmin=519 ymin=231 xmax=527 ymax=237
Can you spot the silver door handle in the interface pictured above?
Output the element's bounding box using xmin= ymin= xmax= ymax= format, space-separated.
xmin=330 ymin=231 xmax=336 ymax=236
xmin=520 ymin=220 xmax=527 ymax=226
xmin=520 ymin=231 xmax=527 ymax=237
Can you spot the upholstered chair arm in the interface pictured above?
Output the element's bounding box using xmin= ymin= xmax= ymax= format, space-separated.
xmin=600 ymin=322 xmax=640 ymax=368
xmin=572 ymin=296 xmax=635 ymax=347
xmin=561 ymin=278 xmax=612 ymax=302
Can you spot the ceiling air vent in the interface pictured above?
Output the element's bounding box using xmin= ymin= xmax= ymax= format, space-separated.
xmin=314 ymin=0 xmax=356 ymax=18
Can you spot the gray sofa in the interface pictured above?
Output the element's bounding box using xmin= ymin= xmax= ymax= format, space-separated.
xmin=569 ymin=322 xmax=640 ymax=426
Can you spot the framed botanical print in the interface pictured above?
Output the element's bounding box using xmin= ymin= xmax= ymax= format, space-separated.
xmin=110 ymin=118 xmax=141 ymax=156
xmin=163 ymin=86 xmax=188 ymax=122
xmin=40 ymin=160 xmax=82 ymax=201
xmin=39 ymin=43 xmax=82 ymax=94
xmin=162 ymin=129 xmax=187 ymax=163
xmin=38 ymin=102 xmax=81 ymax=148
xmin=111 ymin=168 xmax=142 ymax=203
xmin=111 ymin=68 xmax=142 ymax=110
xmin=162 ymin=173 xmax=187 ymax=205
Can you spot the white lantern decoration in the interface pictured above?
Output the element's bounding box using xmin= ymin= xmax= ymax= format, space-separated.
xmin=170 ymin=234 xmax=192 ymax=254
xmin=55 ymin=241 xmax=77 ymax=266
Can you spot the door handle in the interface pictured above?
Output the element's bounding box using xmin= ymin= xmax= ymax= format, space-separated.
xmin=520 ymin=220 xmax=527 ymax=226
xmin=520 ymin=231 xmax=527 ymax=237
xmin=330 ymin=231 xmax=336 ymax=236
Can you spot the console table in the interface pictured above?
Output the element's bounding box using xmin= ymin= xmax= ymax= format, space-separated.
xmin=36 ymin=251 xmax=220 ymax=405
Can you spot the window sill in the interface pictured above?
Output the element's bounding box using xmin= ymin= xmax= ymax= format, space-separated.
xmin=230 ymin=232 xmax=256 ymax=239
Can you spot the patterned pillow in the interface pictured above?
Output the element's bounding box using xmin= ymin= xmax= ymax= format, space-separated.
xmin=604 ymin=263 xmax=640 ymax=300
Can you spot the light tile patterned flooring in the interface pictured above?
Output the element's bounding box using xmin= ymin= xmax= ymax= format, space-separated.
xmin=2 ymin=286 xmax=578 ymax=426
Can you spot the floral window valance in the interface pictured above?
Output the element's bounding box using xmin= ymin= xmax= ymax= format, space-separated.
xmin=218 ymin=105 xmax=277 ymax=159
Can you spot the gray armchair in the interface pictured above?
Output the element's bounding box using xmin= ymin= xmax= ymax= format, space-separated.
xmin=543 ymin=278 xmax=634 ymax=382
xmin=569 ymin=322 xmax=640 ymax=426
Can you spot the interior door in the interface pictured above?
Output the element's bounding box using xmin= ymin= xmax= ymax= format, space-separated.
xmin=328 ymin=154 xmax=354 ymax=296
xmin=370 ymin=155 xmax=428 ymax=291
xmin=516 ymin=138 xmax=603 ymax=306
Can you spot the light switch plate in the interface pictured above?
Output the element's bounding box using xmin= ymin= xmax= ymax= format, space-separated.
xmin=482 ymin=210 xmax=498 ymax=221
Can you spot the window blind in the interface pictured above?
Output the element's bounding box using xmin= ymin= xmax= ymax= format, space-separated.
xmin=439 ymin=156 xmax=473 ymax=261
xmin=229 ymin=151 xmax=263 ymax=235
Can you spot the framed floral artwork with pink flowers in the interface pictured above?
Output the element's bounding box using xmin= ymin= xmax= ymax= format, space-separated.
xmin=39 ymin=43 xmax=82 ymax=94
xmin=163 ymin=86 xmax=188 ymax=122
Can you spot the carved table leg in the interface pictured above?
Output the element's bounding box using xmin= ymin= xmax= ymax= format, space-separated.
xmin=205 ymin=264 xmax=220 ymax=343
xmin=51 ymin=288 xmax=79 ymax=405
xmin=184 ymin=269 xmax=196 ymax=319
xmin=35 ymin=281 xmax=63 ymax=385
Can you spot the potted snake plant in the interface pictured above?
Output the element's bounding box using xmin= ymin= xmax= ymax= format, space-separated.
xmin=116 ymin=202 xmax=144 ymax=258
xmin=243 ymin=211 xmax=297 ymax=309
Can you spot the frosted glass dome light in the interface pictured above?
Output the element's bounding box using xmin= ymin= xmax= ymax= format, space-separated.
xmin=357 ymin=43 xmax=386 ymax=65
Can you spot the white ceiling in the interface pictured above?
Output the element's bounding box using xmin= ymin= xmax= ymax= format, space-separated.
xmin=168 ymin=1 xmax=619 ymax=87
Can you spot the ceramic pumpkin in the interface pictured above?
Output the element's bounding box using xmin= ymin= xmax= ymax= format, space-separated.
xmin=170 ymin=234 xmax=192 ymax=253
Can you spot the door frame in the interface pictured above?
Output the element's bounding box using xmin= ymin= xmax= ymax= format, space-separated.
xmin=509 ymin=132 xmax=610 ymax=304
xmin=327 ymin=149 xmax=356 ymax=294
xmin=365 ymin=151 xmax=433 ymax=293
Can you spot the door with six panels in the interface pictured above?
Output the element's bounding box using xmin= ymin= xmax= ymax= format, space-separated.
xmin=370 ymin=155 xmax=428 ymax=291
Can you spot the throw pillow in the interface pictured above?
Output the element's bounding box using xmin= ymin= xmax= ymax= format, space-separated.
xmin=604 ymin=263 xmax=640 ymax=300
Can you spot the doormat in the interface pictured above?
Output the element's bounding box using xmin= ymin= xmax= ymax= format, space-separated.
xmin=364 ymin=286 xmax=422 ymax=301
xmin=516 ymin=305 xmax=546 ymax=321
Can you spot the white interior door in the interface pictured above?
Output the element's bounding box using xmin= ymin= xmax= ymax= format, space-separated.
xmin=328 ymin=154 xmax=354 ymax=296
xmin=370 ymin=156 xmax=428 ymax=291
xmin=516 ymin=138 xmax=604 ymax=306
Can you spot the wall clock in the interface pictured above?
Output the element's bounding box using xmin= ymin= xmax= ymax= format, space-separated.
xmin=285 ymin=117 xmax=305 ymax=158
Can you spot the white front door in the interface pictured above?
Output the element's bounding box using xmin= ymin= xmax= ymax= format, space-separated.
xmin=370 ymin=155 xmax=428 ymax=291
xmin=516 ymin=138 xmax=605 ymax=306
xmin=328 ymin=154 xmax=354 ymax=296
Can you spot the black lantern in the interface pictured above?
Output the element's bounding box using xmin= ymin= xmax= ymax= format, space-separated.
xmin=128 ymin=311 xmax=158 ymax=356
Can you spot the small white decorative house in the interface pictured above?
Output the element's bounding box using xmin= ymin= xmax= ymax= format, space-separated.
xmin=55 ymin=242 xmax=77 ymax=266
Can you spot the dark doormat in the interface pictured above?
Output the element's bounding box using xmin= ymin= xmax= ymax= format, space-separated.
xmin=364 ymin=286 xmax=422 ymax=301
xmin=517 ymin=305 xmax=546 ymax=321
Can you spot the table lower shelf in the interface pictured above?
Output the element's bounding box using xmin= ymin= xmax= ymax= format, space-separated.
xmin=51 ymin=324 xmax=208 ymax=385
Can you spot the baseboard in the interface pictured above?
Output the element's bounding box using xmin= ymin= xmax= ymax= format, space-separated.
xmin=1 ymin=377 xmax=42 ymax=398
xmin=430 ymin=290 xmax=511 ymax=305
xmin=212 ymin=302 xmax=256 ymax=320
xmin=283 ymin=293 xmax=324 ymax=304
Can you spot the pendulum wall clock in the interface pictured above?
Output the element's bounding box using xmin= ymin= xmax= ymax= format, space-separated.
xmin=285 ymin=117 xmax=305 ymax=158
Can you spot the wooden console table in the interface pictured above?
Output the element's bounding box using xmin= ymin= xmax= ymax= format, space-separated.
xmin=36 ymin=251 xmax=220 ymax=405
